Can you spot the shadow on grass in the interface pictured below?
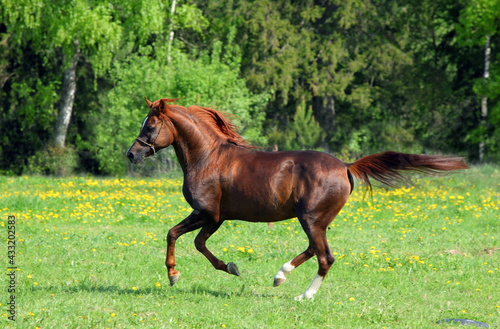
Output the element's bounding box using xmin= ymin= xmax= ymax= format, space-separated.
xmin=184 ymin=284 xmax=278 ymax=299
xmin=29 ymin=282 xmax=280 ymax=299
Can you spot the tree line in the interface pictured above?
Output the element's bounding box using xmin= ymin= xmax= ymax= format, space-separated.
xmin=0 ymin=0 xmax=498 ymax=176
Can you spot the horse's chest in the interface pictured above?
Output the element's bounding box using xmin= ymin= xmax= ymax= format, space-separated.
xmin=182 ymin=177 xmax=220 ymax=210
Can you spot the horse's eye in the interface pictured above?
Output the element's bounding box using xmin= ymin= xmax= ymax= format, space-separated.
xmin=146 ymin=126 xmax=155 ymax=133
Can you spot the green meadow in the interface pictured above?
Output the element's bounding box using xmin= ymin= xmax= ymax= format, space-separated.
xmin=1 ymin=166 xmax=498 ymax=328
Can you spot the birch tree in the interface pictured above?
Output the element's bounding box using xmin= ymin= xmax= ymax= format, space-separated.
xmin=1 ymin=0 xmax=122 ymax=148
xmin=458 ymin=0 xmax=500 ymax=163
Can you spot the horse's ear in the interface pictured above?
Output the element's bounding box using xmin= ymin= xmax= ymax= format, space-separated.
xmin=158 ymin=98 xmax=166 ymax=111
xmin=160 ymin=98 xmax=178 ymax=109
xmin=157 ymin=98 xmax=178 ymax=111
xmin=144 ymin=97 xmax=153 ymax=108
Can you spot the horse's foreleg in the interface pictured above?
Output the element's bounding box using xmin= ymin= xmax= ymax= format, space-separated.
xmin=166 ymin=210 xmax=207 ymax=285
xmin=194 ymin=221 xmax=239 ymax=276
xmin=273 ymin=246 xmax=314 ymax=287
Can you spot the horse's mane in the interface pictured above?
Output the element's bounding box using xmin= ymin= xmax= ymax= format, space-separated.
xmin=153 ymin=98 xmax=255 ymax=148
xmin=155 ymin=98 xmax=253 ymax=148
xmin=186 ymin=105 xmax=253 ymax=148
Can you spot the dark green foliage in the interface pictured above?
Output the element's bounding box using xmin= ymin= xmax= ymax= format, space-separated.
xmin=194 ymin=0 xmax=490 ymax=159
xmin=268 ymin=100 xmax=323 ymax=151
xmin=27 ymin=146 xmax=78 ymax=176
xmin=1 ymin=0 xmax=499 ymax=176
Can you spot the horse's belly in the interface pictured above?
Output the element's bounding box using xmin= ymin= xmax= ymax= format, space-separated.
xmin=221 ymin=184 xmax=296 ymax=222
xmin=222 ymin=203 xmax=295 ymax=222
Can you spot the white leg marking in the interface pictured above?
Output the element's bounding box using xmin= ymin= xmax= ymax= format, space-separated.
xmin=275 ymin=261 xmax=295 ymax=279
xmin=294 ymin=274 xmax=324 ymax=301
xmin=274 ymin=260 xmax=295 ymax=286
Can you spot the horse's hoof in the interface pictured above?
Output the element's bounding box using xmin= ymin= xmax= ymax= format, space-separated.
xmin=294 ymin=293 xmax=313 ymax=301
xmin=294 ymin=294 xmax=304 ymax=301
xmin=169 ymin=273 xmax=181 ymax=286
xmin=227 ymin=262 xmax=240 ymax=276
xmin=273 ymin=277 xmax=286 ymax=287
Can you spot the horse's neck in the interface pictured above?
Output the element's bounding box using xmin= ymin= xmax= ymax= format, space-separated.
xmin=170 ymin=109 xmax=217 ymax=174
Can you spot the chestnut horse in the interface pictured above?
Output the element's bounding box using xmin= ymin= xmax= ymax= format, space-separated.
xmin=126 ymin=98 xmax=468 ymax=300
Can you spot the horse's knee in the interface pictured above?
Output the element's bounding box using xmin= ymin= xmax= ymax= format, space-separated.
xmin=318 ymin=257 xmax=332 ymax=269
xmin=167 ymin=229 xmax=178 ymax=244
xmin=317 ymin=253 xmax=335 ymax=276
xmin=326 ymin=253 xmax=335 ymax=266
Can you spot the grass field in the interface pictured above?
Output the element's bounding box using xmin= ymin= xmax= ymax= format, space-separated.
xmin=1 ymin=165 xmax=499 ymax=328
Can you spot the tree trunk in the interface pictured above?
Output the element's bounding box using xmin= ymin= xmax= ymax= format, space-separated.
xmin=54 ymin=40 xmax=81 ymax=148
xmin=167 ymin=0 xmax=177 ymax=65
xmin=479 ymin=35 xmax=490 ymax=164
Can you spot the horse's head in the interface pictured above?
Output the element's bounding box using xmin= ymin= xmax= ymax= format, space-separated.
xmin=126 ymin=97 xmax=177 ymax=164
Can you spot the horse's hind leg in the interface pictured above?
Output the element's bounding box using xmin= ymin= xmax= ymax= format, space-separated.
xmin=166 ymin=210 xmax=208 ymax=285
xmin=273 ymin=208 xmax=327 ymax=288
xmin=194 ymin=221 xmax=240 ymax=276
xmin=277 ymin=205 xmax=343 ymax=300
xmin=294 ymin=226 xmax=334 ymax=301
xmin=273 ymin=245 xmax=314 ymax=287
xmin=272 ymin=222 xmax=333 ymax=300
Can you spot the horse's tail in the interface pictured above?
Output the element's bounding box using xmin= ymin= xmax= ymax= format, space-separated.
xmin=346 ymin=151 xmax=469 ymax=192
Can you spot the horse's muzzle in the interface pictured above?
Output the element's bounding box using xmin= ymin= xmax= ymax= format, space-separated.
xmin=126 ymin=145 xmax=148 ymax=164
xmin=126 ymin=150 xmax=137 ymax=163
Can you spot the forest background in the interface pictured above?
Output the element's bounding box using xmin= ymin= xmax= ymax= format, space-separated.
xmin=1 ymin=0 xmax=499 ymax=176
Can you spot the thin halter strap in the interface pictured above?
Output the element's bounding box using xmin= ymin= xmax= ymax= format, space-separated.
xmin=135 ymin=118 xmax=164 ymax=155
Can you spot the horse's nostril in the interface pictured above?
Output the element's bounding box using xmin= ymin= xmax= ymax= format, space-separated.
xmin=127 ymin=151 xmax=134 ymax=161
